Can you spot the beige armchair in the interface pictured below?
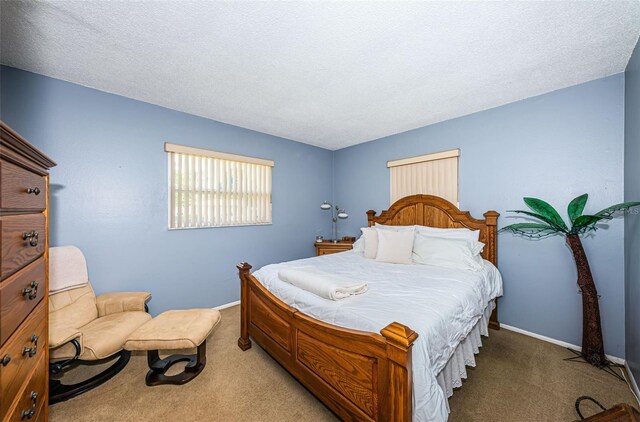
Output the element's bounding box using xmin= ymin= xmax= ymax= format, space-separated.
xmin=48 ymin=246 xmax=152 ymax=404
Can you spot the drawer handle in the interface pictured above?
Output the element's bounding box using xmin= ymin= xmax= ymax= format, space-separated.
xmin=1 ymin=354 xmax=10 ymax=366
xmin=21 ymin=406 xmax=35 ymax=420
xmin=22 ymin=231 xmax=39 ymax=247
xmin=20 ymin=392 xmax=37 ymax=420
xmin=22 ymin=335 xmax=38 ymax=358
xmin=22 ymin=281 xmax=39 ymax=300
xmin=26 ymin=187 xmax=41 ymax=195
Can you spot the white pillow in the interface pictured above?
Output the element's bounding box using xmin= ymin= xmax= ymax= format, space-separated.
xmin=412 ymin=234 xmax=485 ymax=271
xmin=374 ymin=223 xmax=416 ymax=232
xmin=375 ymin=229 xmax=414 ymax=264
xmin=352 ymin=236 xmax=364 ymax=253
xmin=360 ymin=227 xmax=378 ymax=259
xmin=414 ymin=225 xmax=480 ymax=242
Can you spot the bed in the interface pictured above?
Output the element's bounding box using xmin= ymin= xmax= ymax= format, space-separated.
xmin=236 ymin=195 xmax=501 ymax=421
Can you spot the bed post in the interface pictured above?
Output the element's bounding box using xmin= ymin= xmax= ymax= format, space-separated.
xmin=483 ymin=211 xmax=500 ymax=330
xmin=237 ymin=262 xmax=253 ymax=351
xmin=381 ymin=322 xmax=418 ymax=422
xmin=482 ymin=211 xmax=499 ymax=265
xmin=366 ymin=210 xmax=376 ymax=227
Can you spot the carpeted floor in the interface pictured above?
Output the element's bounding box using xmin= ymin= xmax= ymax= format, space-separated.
xmin=50 ymin=306 xmax=638 ymax=421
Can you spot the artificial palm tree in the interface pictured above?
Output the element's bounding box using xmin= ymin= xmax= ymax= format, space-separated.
xmin=501 ymin=194 xmax=640 ymax=368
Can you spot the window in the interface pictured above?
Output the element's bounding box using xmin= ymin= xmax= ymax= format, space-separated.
xmin=165 ymin=143 xmax=273 ymax=229
xmin=388 ymin=148 xmax=459 ymax=204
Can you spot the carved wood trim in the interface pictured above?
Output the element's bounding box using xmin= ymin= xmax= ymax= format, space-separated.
xmin=237 ymin=267 xmax=418 ymax=421
xmin=366 ymin=194 xmax=498 ymax=264
xmin=0 ymin=121 xmax=56 ymax=176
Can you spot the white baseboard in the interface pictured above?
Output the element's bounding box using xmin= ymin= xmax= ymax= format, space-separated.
xmin=213 ymin=300 xmax=240 ymax=311
xmin=213 ymin=300 xmax=638 ymax=403
xmin=500 ymin=324 xmax=626 ymax=365
xmin=625 ymin=362 xmax=640 ymax=406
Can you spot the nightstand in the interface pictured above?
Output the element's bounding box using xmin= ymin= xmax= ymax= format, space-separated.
xmin=315 ymin=239 xmax=354 ymax=256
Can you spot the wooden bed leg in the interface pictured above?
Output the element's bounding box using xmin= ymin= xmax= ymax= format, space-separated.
xmin=381 ymin=322 xmax=418 ymax=422
xmin=237 ymin=262 xmax=253 ymax=351
xmin=489 ymin=298 xmax=500 ymax=330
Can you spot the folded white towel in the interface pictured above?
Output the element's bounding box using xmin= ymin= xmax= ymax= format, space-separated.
xmin=278 ymin=268 xmax=368 ymax=300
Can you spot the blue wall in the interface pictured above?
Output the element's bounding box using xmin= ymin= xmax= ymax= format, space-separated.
xmin=333 ymin=75 xmax=627 ymax=358
xmin=0 ymin=66 xmax=333 ymax=315
xmin=625 ymin=40 xmax=640 ymax=383
xmin=1 ymin=66 xmax=630 ymax=359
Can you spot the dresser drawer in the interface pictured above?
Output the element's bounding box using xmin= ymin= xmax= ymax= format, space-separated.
xmin=0 ymin=257 xmax=45 ymax=345
xmin=0 ymin=214 xmax=45 ymax=281
xmin=3 ymin=354 xmax=46 ymax=422
xmin=33 ymin=399 xmax=46 ymax=422
xmin=0 ymin=160 xmax=46 ymax=211
xmin=315 ymin=242 xmax=353 ymax=256
xmin=317 ymin=248 xmax=345 ymax=256
xmin=0 ymin=303 xmax=46 ymax=418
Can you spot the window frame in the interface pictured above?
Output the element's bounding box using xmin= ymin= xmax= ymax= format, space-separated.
xmin=165 ymin=142 xmax=274 ymax=230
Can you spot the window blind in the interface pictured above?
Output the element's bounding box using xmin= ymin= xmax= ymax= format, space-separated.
xmin=166 ymin=143 xmax=273 ymax=229
xmin=388 ymin=148 xmax=459 ymax=204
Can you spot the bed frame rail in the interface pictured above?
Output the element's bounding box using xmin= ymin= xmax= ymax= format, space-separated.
xmin=237 ymin=262 xmax=418 ymax=421
xmin=237 ymin=195 xmax=499 ymax=420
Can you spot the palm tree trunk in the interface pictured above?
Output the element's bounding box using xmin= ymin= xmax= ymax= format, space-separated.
xmin=565 ymin=234 xmax=606 ymax=367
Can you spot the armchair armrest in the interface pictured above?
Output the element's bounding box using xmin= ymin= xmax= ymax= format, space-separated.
xmin=96 ymin=292 xmax=151 ymax=317
xmin=49 ymin=325 xmax=82 ymax=349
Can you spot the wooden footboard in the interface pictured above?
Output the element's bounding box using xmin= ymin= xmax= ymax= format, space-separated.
xmin=237 ymin=262 xmax=418 ymax=422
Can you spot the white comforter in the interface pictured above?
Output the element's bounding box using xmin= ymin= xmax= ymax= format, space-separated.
xmin=253 ymin=250 xmax=503 ymax=422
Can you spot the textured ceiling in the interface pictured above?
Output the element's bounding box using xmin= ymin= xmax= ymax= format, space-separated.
xmin=1 ymin=1 xmax=639 ymax=150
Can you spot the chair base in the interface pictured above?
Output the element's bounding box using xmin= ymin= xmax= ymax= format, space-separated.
xmin=145 ymin=341 xmax=207 ymax=386
xmin=49 ymin=350 xmax=131 ymax=405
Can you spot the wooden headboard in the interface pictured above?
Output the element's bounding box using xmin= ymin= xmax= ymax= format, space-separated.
xmin=366 ymin=194 xmax=499 ymax=265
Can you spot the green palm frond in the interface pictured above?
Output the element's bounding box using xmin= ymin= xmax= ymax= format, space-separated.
xmin=570 ymin=215 xmax=604 ymax=234
xmin=499 ymin=223 xmax=560 ymax=238
xmin=503 ymin=196 xmax=640 ymax=239
xmin=567 ymin=201 xmax=640 ymax=234
xmin=507 ymin=209 xmax=568 ymax=233
xmin=523 ymin=197 xmax=569 ymax=232
xmin=594 ymin=202 xmax=640 ymax=219
xmin=567 ymin=194 xmax=588 ymax=224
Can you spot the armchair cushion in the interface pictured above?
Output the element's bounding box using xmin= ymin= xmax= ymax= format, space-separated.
xmin=96 ymin=292 xmax=151 ymax=317
xmin=49 ymin=285 xmax=98 ymax=330
xmin=80 ymin=311 xmax=152 ymax=360
xmin=50 ymin=339 xmax=83 ymax=361
xmin=49 ymin=324 xmax=82 ymax=350
xmin=124 ymin=309 xmax=221 ymax=351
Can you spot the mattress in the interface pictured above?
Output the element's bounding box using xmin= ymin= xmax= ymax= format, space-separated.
xmin=253 ymin=250 xmax=503 ymax=422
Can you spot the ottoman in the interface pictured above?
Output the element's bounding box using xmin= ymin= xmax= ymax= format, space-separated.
xmin=124 ymin=309 xmax=221 ymax=386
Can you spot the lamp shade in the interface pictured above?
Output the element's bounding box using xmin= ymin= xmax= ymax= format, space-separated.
xmin=320 ymin=201 xmax=332 ymax=210
xmin=337 ymin=211 xmax=348 ymax=219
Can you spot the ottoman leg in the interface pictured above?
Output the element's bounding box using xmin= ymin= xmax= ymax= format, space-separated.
xmin=145 ymin=341 xmax=207 ymax=386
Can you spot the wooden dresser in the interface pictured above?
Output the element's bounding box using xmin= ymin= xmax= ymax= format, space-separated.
xmin=0 ymin=121 xmax=56 ymax=421
xmin=314 ymin=239 xmax=354 ymax=256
